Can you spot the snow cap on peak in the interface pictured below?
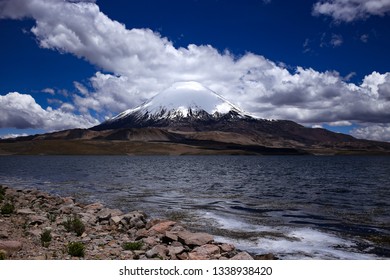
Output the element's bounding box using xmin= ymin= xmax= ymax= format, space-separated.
xmin=143 ymin=80 xmax=242 ymax=115
xmin=112 ymin=81 xmax=246 ymax=120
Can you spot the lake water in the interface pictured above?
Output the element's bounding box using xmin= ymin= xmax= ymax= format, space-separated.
xmin=0 ymin=155 xmax=389 ymax=259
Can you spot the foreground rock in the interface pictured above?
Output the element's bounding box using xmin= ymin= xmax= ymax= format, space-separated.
xmin=0 ymin=185 xmax=274 ymax=260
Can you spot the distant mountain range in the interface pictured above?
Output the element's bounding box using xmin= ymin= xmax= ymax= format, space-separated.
xmin=1 ymin=81 xmax=390 ymax=155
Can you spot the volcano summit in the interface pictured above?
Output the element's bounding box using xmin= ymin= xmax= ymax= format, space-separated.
xmin=93 ymin=81 xmax=252 ymax=131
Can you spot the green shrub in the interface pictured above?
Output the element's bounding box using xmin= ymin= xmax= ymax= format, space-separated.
xmin=47 ymin=212 xmax=57 ymax=223
xmin=40 ymin=229 xmax=52 ymax=247
xmin=63 ymin=216 xmax=85 ymax=236
xmin=68 ymin=242 xmax=85 ymax=258
xmin=122 ymin=241 xmax=143 ymax=251
xmin=1 ymin=202 xmax=15 ymax=215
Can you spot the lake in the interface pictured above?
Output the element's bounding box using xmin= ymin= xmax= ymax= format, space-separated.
xmin=0 ymin=155 xmax=389 ymax=259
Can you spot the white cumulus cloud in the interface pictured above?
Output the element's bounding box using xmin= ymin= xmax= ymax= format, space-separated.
xmin=0 ymin=92 xmax=98 ymax=130
xmin=313 ymin=0 xmax=390 ymax=22
xmin=351 ymin=124 xmax=390 ymax=141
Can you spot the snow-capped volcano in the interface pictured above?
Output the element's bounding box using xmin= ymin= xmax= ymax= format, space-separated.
xmin=115 ymin=81 xmax=245 ymax=119
xmin=94 ymin=81 xmax=252 ymax=130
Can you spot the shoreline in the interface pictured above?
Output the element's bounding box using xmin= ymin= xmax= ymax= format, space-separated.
xmin=0 ymin=185 xmax=276 ymax=260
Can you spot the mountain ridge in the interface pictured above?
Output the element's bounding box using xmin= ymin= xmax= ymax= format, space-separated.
xmin=2 ymin=81 xmax=390 ymax=155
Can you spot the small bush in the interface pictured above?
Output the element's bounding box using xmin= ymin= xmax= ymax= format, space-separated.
xmin=0 ymin=250 xmax=7 ymax=260
xmin=0 ymin=186 xmax=6 ymax=202
xmin=122 ymin=241 xmax=143 ymax=251
xmin=63 ymin=216 xmax=85 ymax=236
xmin=1 ymin=202 xmax=15 ymax=215
xmin=47 ymin=212 xmax=57 ymax=223
xmin=68 ymin=242 xmax=85 ymax=258
xmin=40 ymin=229 xmax=52 ymax=247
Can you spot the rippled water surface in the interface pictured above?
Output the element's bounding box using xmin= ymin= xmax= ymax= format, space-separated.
xmin=1 ymin=155 xmax=389 ymax=259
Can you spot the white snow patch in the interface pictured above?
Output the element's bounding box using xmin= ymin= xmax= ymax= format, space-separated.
xmin=111 ymin=81 xmax=248 ymax=120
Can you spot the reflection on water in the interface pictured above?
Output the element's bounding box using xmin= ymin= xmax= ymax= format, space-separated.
xmin=0 ymin=155 xmax=389 ymax=259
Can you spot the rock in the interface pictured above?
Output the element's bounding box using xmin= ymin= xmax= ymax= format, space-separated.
xmin=145 ymin=219 xmax=162 ymax=230
xmin=177 ymin=252 xmax=189 ymax=260
xmin=120 ymin=211 xmax=146 ymax=229
xmin=59 ymin=204 xmax=74 ymax=214
xmin=143 ymin=236 xmax=159 ymax=247
xmin=230 ymin=252 xmax=254 ymax=260
xmin=148 ymin=220 xmax=176 ymax=234
xmin=168 ymin=243 xmax=185 ymax=257
xmin=254 ymin=253 xmax=277 ymax=260
xmin=96 ymin=208 xmax=123 ymax=222
xmin=220 ymin=243 xmax=235 ymax=252
xmin=104 ymin=235 xmax=114 ymax=242
xmin=16 ymin=208 xmax=36 ymax=215
xmin=178 ymin=231 xmax=214 ymax=246
xmin=164 ymin=231 xmax=179 ymax=242
xmin=0 ymin=241 xmax=22 ymax=255
xmin=0 ymin=229 xmax=9 ymax=239
xmin=84 ymin=202 xmax=104 ymax=212
xmin=28 ymin=229 xmax=42 ymax=238
xmin=62 ymin=197 xmax=75 ymax=205
xmin=79 ymin=212 xmax=96 ymax=225
xmin=146 ymin=245 xmax=168 ymax=259
xmin=29 ymin=215 xmax=48 ymax=226
xmin=188 ymin=244 xmax=220 ymax=260
xmin=135 ymin=228 xmax=149 ymax=240
xmin=110 ymin=215 xmax=122 ymax=225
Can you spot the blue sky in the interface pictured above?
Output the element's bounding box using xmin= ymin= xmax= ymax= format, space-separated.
xmin=0 ymin=0 xmax=390 ymax=141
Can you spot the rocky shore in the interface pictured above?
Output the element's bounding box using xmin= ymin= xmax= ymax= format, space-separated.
xmin=0 ymin=185 xmax=275 ymax=260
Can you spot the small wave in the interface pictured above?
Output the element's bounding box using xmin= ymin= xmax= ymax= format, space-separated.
xmin=197 ymin=211 xmax=379 ymax=259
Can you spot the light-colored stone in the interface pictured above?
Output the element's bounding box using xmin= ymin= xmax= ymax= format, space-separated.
xmin=146 ymin=244 xmax=168 ymax=259
xmin=189 ymin=244 xmax=220 ymax=260
xmin=165 ymin=231 xmax=179 ymax=241
xmin=178 ymin=231 xmax=214 ymax=246
xmin=16 ymin=208 xmax=36 ymax=215
xmin=168 ymin=244 xmax=185 ymax=256
xmin=148 ymin=220 xmax=176 ymax=234
xmin=220 ymin=243 xmax=235 ymax=252
xmin=143 ymin=236 xmax=159 ymax=247
xmin=230 ymin=251 xmax=254 ymax=260
xmin=62 ymin=197 xmax=74 ymax=205
xmin=120 ymin=211 xmax=146 ymax=229
xmin=84 ymin=202 xmax=104 ymax=212
xmin=79 ymin=212 xmax=96 ymax=225
xmin=96 ymin=208 xmax=123 ymax=222
xmin=110 ymin=215 xmax=122 ymax=225
xmin=59 ymin=204 xmax=74 ymax=214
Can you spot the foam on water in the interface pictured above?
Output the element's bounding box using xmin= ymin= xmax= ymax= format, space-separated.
xmin=200 ymin=211 xmax=378 ymax=259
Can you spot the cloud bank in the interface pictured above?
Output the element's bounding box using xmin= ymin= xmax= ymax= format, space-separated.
xmin=0 ymin=92 xmax=98 ymax=131
xmin=1 ymin=0 xmax=390 ymax=141
xmin=313 ymin=0 xmax=390 ymax=22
